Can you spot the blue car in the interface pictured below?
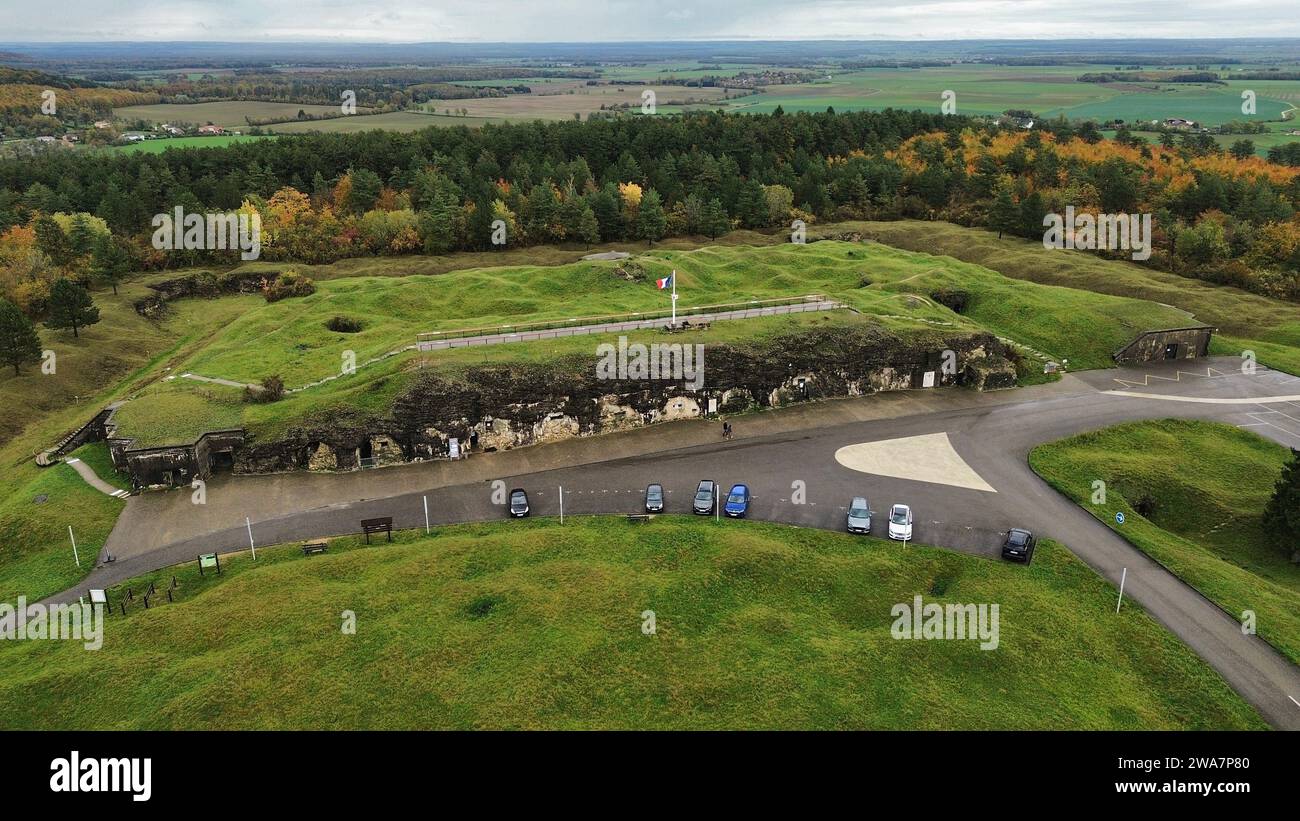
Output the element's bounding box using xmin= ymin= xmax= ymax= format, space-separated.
xmin=723 ymin=483 xmax=751 ymax=518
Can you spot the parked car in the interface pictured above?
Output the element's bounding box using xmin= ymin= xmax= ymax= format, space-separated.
xmin=846 ymin=497 xmax=872 ymax=534
xmin=644 ymin=483 xmax=665 ymax=513
xmin=1001 ymin=528 xmax=1036 ymax=563
xmin=508 ymin=488 xmax=530 ymax=518
xmin=692 ymin=480 xmax=717 ymax=515
xmin=723 ymin=483 xmax=751 ymax=518
xmin=887 ymin=503 xmax=913 ymax=541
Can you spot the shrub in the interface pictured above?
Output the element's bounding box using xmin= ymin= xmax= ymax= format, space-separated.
xmin=325 ymin=315 xmax=363 ymax=333
xmin=263 ymin=271 xmax=315 ymax=303
xmin=245 ymin=374 xmax=286 ymax=403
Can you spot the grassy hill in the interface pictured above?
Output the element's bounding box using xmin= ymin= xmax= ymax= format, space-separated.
xmin=1031 ymin=420 xmax=1300 ymax=665
xmin=845 ymin=220 xmax=1300 ymax=375
xmin=0 ymin=517 xmax=1265 ymax=729
xmin=109 ymin=240 xmax=1190 ymax=447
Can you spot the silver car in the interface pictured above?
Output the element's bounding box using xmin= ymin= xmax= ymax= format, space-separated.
xmin=846 ymin=497 xmax=872 ymax=534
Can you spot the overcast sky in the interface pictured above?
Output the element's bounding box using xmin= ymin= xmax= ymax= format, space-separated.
xmin=2 ymin=0 xmax=1299 ymax=41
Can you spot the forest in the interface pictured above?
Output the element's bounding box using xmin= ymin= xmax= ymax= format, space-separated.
xmin=1 ymin=107 xmax=1298 ymax=317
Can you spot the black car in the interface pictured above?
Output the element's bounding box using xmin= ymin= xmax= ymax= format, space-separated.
xmin=645 ymin=483 xmax=665 ymax=513
xmin=692 ymin=480 xmax=717 ymax=515
xmin=508 ymin=488 xmax=530 ymax=518
xmin=1001 ymin=528 xmax=1036 ymax=563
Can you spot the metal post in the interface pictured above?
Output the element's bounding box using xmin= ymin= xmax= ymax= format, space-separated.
xmin=559 ymin=486 xmax=564 ymax=524
xmin=1116 ymin=568 xmax=1127 ymax=613
xmin=423 ymin=495 xmax=430 ymax=534
xmin=68 ymin=525 xmax=80 ymax=568
xmin=246 ymin=517 xmax=256 ymax=560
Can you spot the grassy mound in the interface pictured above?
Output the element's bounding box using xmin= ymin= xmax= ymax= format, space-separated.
xmin=110 ymin=240 xmax=1188 ymax=446
xmin=1031 ymin=419 xmax=1300 ymax=665
xmin=849 ymin=220 xmax=1300 ymax=375
xmin=0 ymin=517 xmax=1263 ymax=729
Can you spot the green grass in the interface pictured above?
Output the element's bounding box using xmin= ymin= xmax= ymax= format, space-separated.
xmin=111 ymin=135 xmax=275 ymax=153
xmin=108 ymin=240 xmax=1189 ymax=445
xmin=0 ymin=516 xmax=1265 ymax=729
xmin=847 ymin=220 xmax=1300 ymax=375
xmin=1030 ymin=419 xmax=1300 ymax=665
xmin=0 ymin=450 xmax=125 ymax=602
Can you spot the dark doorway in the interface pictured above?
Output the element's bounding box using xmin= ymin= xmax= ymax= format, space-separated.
xmin=1164 ymin=343 xmax=1180 ymax=360
xmin=210 ymin=449 xmax=234 ymax=473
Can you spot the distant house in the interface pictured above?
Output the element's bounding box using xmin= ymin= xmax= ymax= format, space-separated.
xmin=1159 ymin=117 xmax=1199 ymax=130
xmin=35 ymin=135 xmax=56 ymax=143
xmin=160 ymin=123 xmax=184 ymax=135
xmin=124 ymin=134 xmax=146 ymax=142
xmin=62 ymin=134 xmax=80 ymax=143
xmin=197 ymin=124 xmax=225 ymax=135
xmin=93 ymin=120 xmax=112 ymax=130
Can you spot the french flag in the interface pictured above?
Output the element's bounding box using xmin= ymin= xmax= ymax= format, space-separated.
xmin=656 ymin=272 xmax=674 ymax=290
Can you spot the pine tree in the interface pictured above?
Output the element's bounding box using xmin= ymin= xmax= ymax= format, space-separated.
xmin=702 ymin=198 xmax=730 ymax=239
xmin=90 ymin=236 xmax=131 ymax=295
xmin=987 ymin=178 xmax=1019 ymax=240
xmin=576 ymin=204 xmax=600 ymax=249
xmin=1263 ymin=449 xmax=1300 ymax=558
xmin=44 ymin=278 xmax=100 ymax=338
xmin=0 ymin=298 xmax=41 ymax=375
xmin=637 ymin=189 xmax=667 ymax=246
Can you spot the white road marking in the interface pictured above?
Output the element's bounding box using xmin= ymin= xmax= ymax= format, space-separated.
xmin=1107 ymin=391 xmax=1300 ymax=404
xmin=834 ymin=432 xmax=997 ymax=493
xmin=1290 ymin=695 xmax=1300 ymax=709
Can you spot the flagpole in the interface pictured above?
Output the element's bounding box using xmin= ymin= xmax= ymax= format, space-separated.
xmin=671 ymin=269 xmax=677 ymax=327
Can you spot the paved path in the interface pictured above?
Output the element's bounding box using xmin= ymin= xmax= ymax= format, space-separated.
xmin=415 ymin=299 xmax=844 ymax=351
xmin=64 ymin=458 xmax=130 ymax=498
xmin=46 ymin=356 xmax=1300 ymax=729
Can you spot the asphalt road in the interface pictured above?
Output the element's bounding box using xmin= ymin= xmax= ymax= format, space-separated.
xmin=50 ymin=357 xmax=1300 ymax=728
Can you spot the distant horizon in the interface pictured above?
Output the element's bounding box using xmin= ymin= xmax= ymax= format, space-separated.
xmin=2 ymin=0 xmax=1299 ymax=44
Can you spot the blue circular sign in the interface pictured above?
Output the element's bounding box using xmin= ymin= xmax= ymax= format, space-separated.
xmin=1115 ymin=512 xmax=1126 ymax=525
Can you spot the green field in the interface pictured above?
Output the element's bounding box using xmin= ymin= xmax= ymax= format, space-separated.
xmin=107 ymin=239 xmax=1192 ymax=446
xmin=1031 ymin=420 xmax=1300 ymax=665
xmin=0 ymin=517 xmax=1265 ymax=729
xmin=112 ymin=134 xmax=276 ymax=153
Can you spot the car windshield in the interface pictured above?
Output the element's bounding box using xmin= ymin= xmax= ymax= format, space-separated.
xmin=891 ymin=508 xmax=908 ymax=524
xmin=1008 ymin=532 xmax=1028 ymax=546
xmin=511 ymin=493 xmax=526 ymax=505
xmin=695 ymin=490 xmax=712 ymax=502
xmin=647 ymin=487 xmax=662 ymax=501
xmin=728 ymin=493 xmax=745 ymax=504
xmin=849 ymin=506 xmax=869 ymax=518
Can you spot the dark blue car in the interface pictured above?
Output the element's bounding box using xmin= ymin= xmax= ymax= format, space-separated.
xmin=723 ymin=483 xmax=751 ymax=518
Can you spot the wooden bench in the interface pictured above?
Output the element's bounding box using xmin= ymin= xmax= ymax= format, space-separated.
xmin=361 ymin=517 xmax=394 ymax=544
xmin=626 ymin=513 xmax=652 ymax=524
xmin=302 ymin=542 xmax=328 ymax=556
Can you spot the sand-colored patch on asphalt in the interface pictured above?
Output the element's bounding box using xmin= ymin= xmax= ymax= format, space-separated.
xmin=834 ymin=432 xmax=997 ymax=492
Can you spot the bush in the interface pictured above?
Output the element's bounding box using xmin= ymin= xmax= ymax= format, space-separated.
xmin=245 ymin=374 xmax=286 ymax=403
xmin=325 ymin=315 xmax=363 ymax=333
xmin=263 ymin=271 xmax=315 ymax=303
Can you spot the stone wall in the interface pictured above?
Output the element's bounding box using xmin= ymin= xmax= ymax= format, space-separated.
xmin=1114 ymin=327 xmax=1213 ymax=364
xmin=233 ymin=325 xmax=1018 ymax=475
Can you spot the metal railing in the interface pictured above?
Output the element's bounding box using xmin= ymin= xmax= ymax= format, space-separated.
xmin=415 ymin=294 xmax=833 ymax=345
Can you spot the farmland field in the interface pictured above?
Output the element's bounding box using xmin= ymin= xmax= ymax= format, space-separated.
xmin=111 ymin=134 xmax=275 ymax=153
xmin=113 ymin=100 xmax=361 ymax=128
